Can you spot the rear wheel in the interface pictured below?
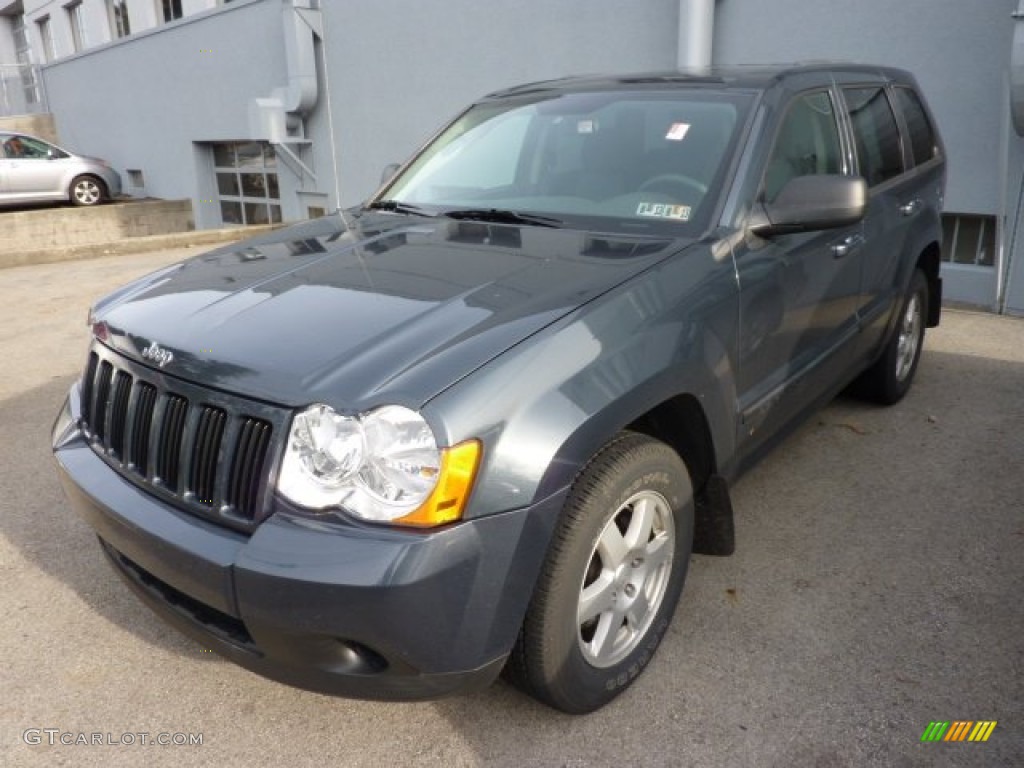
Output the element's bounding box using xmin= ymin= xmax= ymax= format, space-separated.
xmin=506 ymin=432 xmax=694 ymax=713
xmin=856 ymin=268 xmax=929 ymax=404
xmin=70 ymin=175 xmax=106 ymax=206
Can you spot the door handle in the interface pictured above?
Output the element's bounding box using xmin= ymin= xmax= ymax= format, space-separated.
xmin=898 ymin=199 xmax=920 ymax=217
xmin=830 ymin=235 xmax=863 ymax=258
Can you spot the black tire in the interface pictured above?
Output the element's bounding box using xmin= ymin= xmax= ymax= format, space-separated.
xmin=70 ymin=175 xmax=106 ymax=206
xmin=506 ymin=432 xmax=694 ymax=713
xmin=855 ymin=269 xmax=929 ymax=405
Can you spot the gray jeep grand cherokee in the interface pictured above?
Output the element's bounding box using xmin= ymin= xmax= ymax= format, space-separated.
xmin=52 ymin=64 xmax=944 ymax=713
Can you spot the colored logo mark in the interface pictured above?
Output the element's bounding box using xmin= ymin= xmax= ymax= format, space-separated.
xmin=921 ymin=721 xmax=997 ymax=742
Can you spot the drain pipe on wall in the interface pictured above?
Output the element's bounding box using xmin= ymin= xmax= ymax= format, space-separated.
xmin=249 ymin=0 xmax=321 ymax=180
xmin=678 ymin=0 xmax=716 ymax=69
xmin=1001 ymin=0 xmax=1024 ymax=312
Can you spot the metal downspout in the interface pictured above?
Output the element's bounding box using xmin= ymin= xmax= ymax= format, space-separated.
xmin=678 ymin=0 xmax=716 ymax=69
xmin=1001 ymin=0 xmax=1024 ymax=312
xmin=279 ymin=0 xmax=319 ymax=115
xmin=248 ymin=1 xmax=323 ymax=187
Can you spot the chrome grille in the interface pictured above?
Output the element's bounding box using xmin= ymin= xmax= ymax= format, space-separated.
xmin=79 ymin=347 xmax=283 ymax=530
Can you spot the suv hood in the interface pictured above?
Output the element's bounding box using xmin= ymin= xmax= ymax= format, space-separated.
xmin=91 ymin=211 xmax=687 ymax=409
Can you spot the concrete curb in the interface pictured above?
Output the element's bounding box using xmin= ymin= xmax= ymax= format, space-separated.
xmin=0 ymin=224 xmax=281 ymax=269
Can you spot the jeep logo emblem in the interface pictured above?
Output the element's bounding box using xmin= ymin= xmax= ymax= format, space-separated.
xmin=141 ymin=341 xmax=174 ymax=368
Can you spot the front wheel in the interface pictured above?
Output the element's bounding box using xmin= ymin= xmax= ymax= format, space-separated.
xmin=506 ymin=432 xmax=694 ymax=713
xmin=70 ymin=175 xmax=106 ymax=206
xmin=856 ymin=268 xmax=929 ymax=404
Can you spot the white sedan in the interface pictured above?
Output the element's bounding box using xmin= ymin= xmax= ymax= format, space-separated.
xmin=0 ymin=131 xmax=121 ymax=207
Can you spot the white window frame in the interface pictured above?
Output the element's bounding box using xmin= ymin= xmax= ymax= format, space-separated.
xmin=65 ymin=2 xmax=87 ymax=53
xmin=107 ymin=0 xmax=131 ymax=40
xmin=12 ymin=15 xmax=40 ymax=104
xmin=36 ymin=16 xmax=56 ymax=63
xmin=942 ymin=214 xmax=997 ymax=268
xmin=159 ymin=0 xmax=184 ymax=24
xmin=211 ymin=142 xmax=282 ymax=227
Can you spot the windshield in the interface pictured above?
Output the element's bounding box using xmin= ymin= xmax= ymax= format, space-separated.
xmin=377 ymin=89 xmax=753 ymax=233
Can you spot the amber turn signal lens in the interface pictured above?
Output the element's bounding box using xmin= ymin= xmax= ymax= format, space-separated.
xmin=395 ymin=440 xmax=481 ymax=527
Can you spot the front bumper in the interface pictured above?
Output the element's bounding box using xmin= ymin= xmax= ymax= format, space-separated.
xmin=52 ymin=389 xmax=562 ymax=700
xmin=100 ymin=166 xmax=122 ymax=199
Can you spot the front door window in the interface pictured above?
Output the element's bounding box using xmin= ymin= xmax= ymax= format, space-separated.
xmin=762 ymin=91 xmax=843 ymax=202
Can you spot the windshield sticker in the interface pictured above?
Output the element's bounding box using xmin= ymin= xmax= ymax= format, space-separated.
xmin=636 ymin=202 xmax=692 ymax=221
xmin=577 ymin=119 xmax=596 ymax=134
xmin=665 ymin=122 xmax=690 ymax=141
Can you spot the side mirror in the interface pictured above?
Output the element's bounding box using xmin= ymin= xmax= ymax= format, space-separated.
xmin=750 ymin=175 xmax=867 ymax=236
xmin=380 ymin=162 xmax=401 ymax=185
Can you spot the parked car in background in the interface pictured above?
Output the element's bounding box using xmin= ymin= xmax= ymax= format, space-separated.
xmin=53 ymin=63 xmax=944 ymax=713
xmin=0 ymin=131 xmax=121 ymax=207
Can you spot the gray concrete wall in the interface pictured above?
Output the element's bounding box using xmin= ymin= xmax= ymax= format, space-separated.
xmin=16 ymin=0 xmax=225 ymax=58
xmin=30 ymin=0 xmax=1024 ymax=311
xmin=714 ymin=0 xmax=1018 ymax=216
xmin=713 ymin=0 xmax=1023 ymax=308
xmin=2 ymin=198 xmax=192 ymax=256
xmin=39 ymin=0 xmax=286 ymax=221
xmin=323 ymin=0 xmax=681 ymax=206
xmin=35 ymin=0 xmax=682 ymax=225
xmin=1003 ymin=126 xmax=1024 ymax=314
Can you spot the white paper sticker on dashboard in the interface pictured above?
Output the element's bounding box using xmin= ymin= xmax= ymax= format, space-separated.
xmin=577 ymin=119 xmax=596 ymax=134
xmin=636 ymin=202 xmax=692 ymax=221
xmin=665 ymin=122 xmax=690 ymax=141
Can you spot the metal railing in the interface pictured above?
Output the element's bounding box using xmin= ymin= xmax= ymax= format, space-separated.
xmin=0 ymin=64 xmax=47 ymax=118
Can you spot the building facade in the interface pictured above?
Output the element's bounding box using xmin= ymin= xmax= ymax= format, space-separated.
xmin=1 ymin=0 xmax=1023 ymax=313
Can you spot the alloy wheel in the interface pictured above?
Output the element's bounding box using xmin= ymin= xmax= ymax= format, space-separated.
xmin=74 ymin=179 xmax=102 ymax=205
xmin=895 ymin=292 xmax=922 ymax=382
xmin=576 ymin=490 xmax=675 ymax=668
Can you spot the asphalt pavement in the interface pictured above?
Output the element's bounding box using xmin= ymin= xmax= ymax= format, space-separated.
xmin=1 ymin=247 xmax=1021 ymax=767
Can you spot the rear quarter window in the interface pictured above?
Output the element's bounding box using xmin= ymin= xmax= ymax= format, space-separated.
xmin=892 ymin=86 xmax=938 ymax=166
xmin=842 ymin=87 xmax=904 ymax=186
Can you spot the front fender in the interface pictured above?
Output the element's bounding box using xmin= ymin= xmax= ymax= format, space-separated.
xmin=425 ymin=244 xmax=740 ymax=519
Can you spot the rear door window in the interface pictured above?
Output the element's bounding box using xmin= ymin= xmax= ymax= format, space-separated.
xmin=842 ymin=87 xmax=904 ymax=186
xmin=892 ymin=86 xmax=938 ymax=166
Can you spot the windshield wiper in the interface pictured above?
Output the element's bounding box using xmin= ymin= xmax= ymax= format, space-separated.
xmin=365 ymin=199 xmax=433 ymax=217
xmin=443 ymin=208 xmax=562 ymax=228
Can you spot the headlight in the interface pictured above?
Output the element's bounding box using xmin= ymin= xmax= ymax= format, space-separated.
xmin=278 ymin=403 xmax=480 ymax=527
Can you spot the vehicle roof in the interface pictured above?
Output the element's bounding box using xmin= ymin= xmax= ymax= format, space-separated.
xmin=487 ymin=62 xmax=915 ymax=99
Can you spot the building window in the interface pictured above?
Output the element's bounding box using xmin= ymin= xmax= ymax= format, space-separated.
xmin=66 ymin=2 xmax=87 ymax=53
xmin=212 ymin=142 xmax=282 ymax=226
xmin=161 ymin=0 xmax=183 ymax=23
xmin=36 ymin=16 xmax=56 ymax=63
xmin=941 ymin=214 xmax=996 ymax=268
xmin=108 ymin=0 xmax=131 ymax=39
